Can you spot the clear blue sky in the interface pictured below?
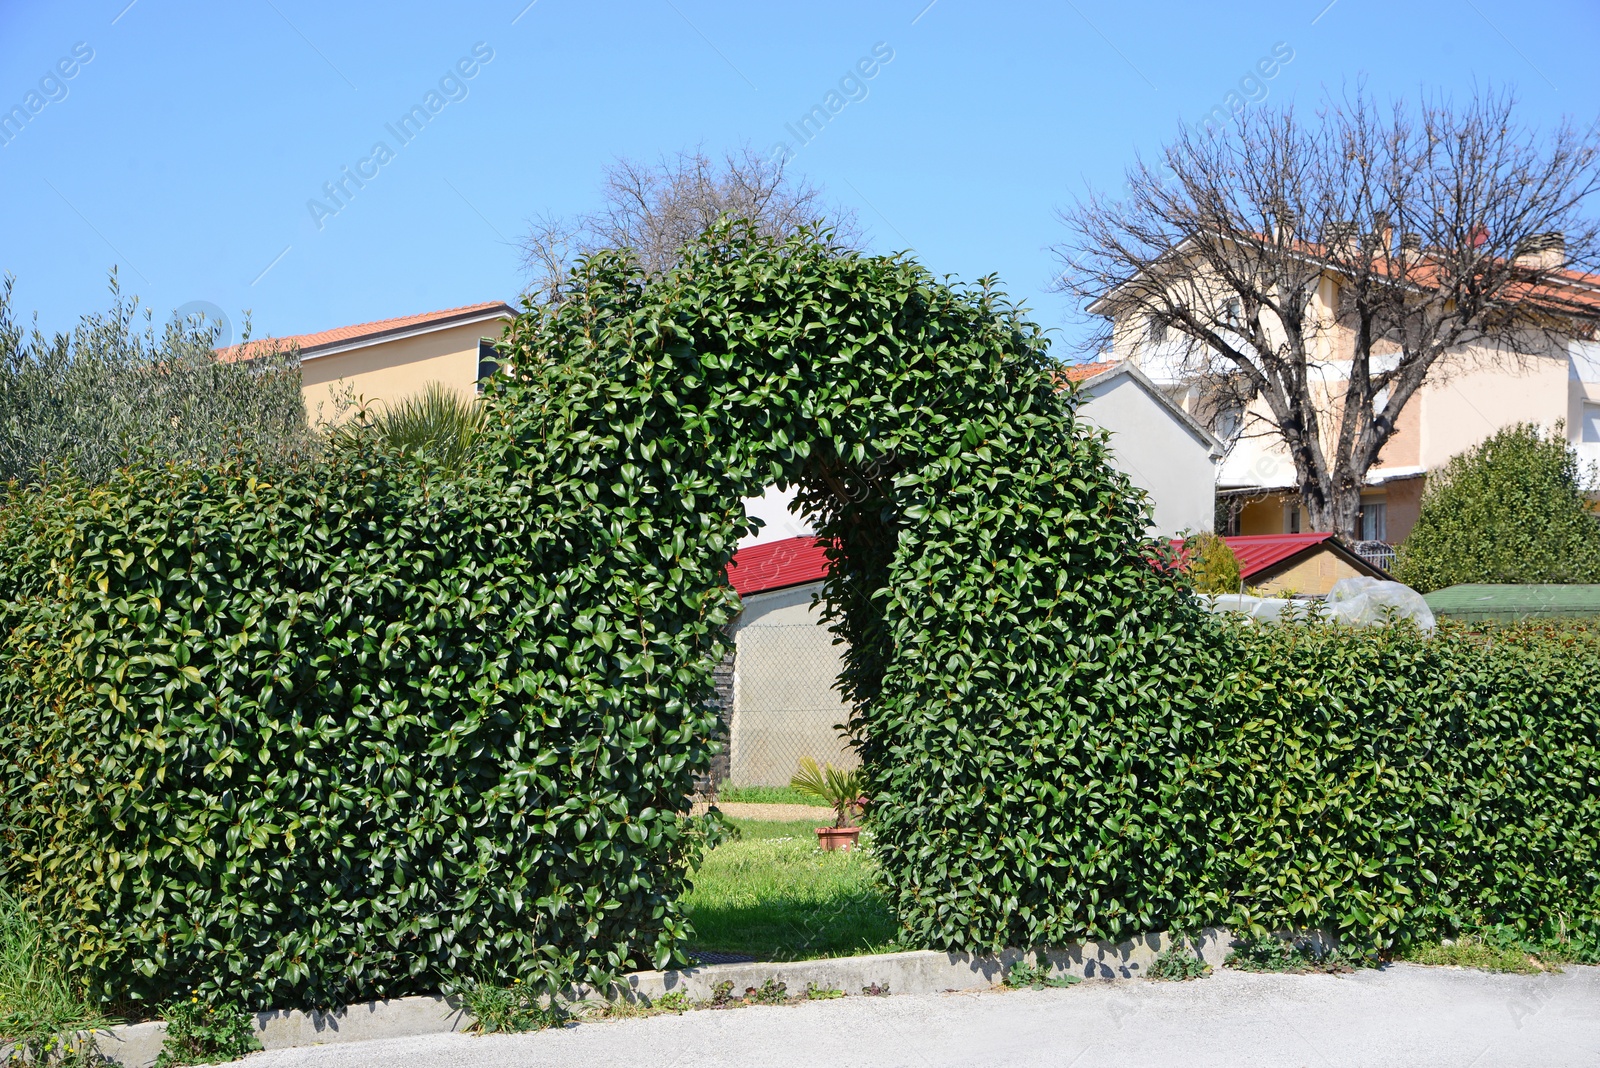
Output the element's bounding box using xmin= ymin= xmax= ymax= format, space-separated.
xmin=3 ymin=0 xmax=1597 ymax=354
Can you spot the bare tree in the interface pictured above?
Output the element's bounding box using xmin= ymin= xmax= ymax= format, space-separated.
xmin=522 ymin=144 xmax=860 ymax=299
xmin=1055 ymin=89 xmax=1600 ymax=538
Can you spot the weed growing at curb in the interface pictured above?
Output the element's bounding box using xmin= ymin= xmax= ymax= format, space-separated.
xmin=461 ymin=980 xmax=566 ymax=1034
xmin=745 ymin=979 xmax=788 ymax=1005
xmin=1002 ymin=960 xmax=1082 ymax=990
xmin=1148 ymin=936 xmax=1212 ymax=981
xmin=0 ymin=889 xmax=107 ymax=1066
xmin=860 ymin=982 xmax=891 ymax=997
xmin=805 ymin=983 xmax=845 ymax=1000
xmin=153 ymin=996 xmax=261 ymax=1067
xmin=1225 ymin=934 xmax=1375 ymax=975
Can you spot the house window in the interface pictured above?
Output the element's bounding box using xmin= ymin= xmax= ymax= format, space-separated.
xmin=1283 ymin=502 xmax=1300 ymax=534
xmin=1583 ymin=404 xmax=1600 ymax=443
xmin=1359 ymin=500 xmax=1387 ymax=542
xmin=1147 ymin=316 xmax=1167 ymax=343
xmin=476 ymin=339 xmax=500 ymax=392
xmin=1222 ymin=298 xmax=1243 ymax=327
xmin=1213 ymin=402 xmax=1243 ymax=441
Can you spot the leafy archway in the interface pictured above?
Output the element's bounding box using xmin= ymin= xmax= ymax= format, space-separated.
xmin=485 ymin=223 xmax=1201 ymax=954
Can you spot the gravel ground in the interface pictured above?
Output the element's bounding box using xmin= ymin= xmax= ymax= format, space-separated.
xmin=692 ymin=802 xmax=834 ymax=822
xmin=225 ymin=963 xmax=1600 ymax=1068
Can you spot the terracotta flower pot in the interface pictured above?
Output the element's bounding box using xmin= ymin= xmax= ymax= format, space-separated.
xmin=815 ymin=826 xmax=861 ymax=852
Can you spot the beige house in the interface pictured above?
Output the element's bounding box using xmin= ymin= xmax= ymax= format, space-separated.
xmin=1093 ymin=250 xmax=1600 ymax=559
xmin=222 ymin=302 xmax=516 ymax=418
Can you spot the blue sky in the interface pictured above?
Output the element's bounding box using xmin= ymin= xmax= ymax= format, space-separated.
xmin=2 ymin=0 xmax=1597 ymax=355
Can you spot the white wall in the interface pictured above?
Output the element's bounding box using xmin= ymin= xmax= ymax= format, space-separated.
xmin=1076 ymin=374 xmax=1218 ymax=536
xmin=1569 ymin=340 xmax=1600 ymax=474
xmin=739 ymin=484 xmax=815 ymax=548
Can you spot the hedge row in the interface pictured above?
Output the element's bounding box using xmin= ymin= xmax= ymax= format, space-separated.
xmin=863 ymin=615 xmax=1600 ymax=953
xmin=0 ymin=447 xmax=726 ymax=1009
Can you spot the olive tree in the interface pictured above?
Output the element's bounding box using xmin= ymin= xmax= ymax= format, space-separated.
xmin=0 ymin=274 xmax=309 ymax=487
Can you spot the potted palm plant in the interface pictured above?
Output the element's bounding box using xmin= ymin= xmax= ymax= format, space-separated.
xmin=790 ymin=757 xmax=867 ymax=851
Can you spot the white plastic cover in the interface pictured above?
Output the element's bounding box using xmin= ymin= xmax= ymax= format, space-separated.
xmin=1321 ymin=577 xmax=1436 ymax=633
xmin=1200 ymin=578 xmax=1435 ymax=634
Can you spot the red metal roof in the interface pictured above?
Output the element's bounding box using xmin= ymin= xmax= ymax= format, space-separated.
xmin=216 ymin=301 xmax=514 ymax=363
xmin=1170 ymin=532 xmax=1343 ymax=580
xmin=738 ymin=531 xmax=1367 ymax=596
xmin=727 ymin=536 xmax=831 ymax=595
xmin=1221 ymin=533 xmax=1339 ymax=579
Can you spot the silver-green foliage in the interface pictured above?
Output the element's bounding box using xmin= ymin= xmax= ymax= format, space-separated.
xmin=0 ymin=275 xmax=309 ymax=487
xmin=1394 ymin=423 xmax=1600 ymax=592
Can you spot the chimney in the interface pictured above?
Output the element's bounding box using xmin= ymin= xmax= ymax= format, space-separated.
xmin=1324 ymin=220 xmax=1359 ymax=256
xmin=1272 ymin=202 xmax=1297 ymax=243
xmin=1515 ymin=231 xmax=1566 ymax=272
xmin=1399 ymin=232 xmax=1422 ymax=266
xmin=1369 ymin=211 xmax=1394 ymax=256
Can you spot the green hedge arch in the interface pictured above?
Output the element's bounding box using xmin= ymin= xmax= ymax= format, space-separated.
xmin=0 ymin=223 xmax=1188 ymax=1008
xmin=486 ymin=223 xmax=1205 ymax=951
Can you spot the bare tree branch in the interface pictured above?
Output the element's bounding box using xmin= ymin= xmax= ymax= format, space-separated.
xmin=1055 ymin=87 xmax=1600 ymax=538
xmin=521 ymin=144 xmax=862 ymax=301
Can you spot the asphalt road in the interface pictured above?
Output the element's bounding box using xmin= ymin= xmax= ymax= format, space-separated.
xmin=228 ymin=963 xmax=1600 ymax=1068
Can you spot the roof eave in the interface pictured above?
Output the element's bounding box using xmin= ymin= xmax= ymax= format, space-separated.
xmin=298 ymin=304 xmax=517 ymax=362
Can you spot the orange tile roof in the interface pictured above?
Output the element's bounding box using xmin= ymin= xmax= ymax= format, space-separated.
xmin=1057 ymin=359 xmax=1120 ymax=384
xmin=217 ymin=301 xmax=515 ymax=363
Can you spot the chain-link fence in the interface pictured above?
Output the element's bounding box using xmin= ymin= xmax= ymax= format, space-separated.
xmin=713 ymin=622 xmax=859 ymax=788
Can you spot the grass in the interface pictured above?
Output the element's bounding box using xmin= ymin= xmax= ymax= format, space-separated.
xmin=1399 ymin=928 xmax=1598 ymax=974
xmin=0 ymin=887 xmax=107 ymax=1058
xmin=713 ymin=784 xmax=821 ymax=807
xmin=682 ymin=818 xmax=899 ymax=963
xmin=1402 ymin=937 xmax=1547 ymax=974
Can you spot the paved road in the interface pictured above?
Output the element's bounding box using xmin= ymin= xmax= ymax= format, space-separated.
xmin=231 ymin=964 xmax=1600 ymax=1068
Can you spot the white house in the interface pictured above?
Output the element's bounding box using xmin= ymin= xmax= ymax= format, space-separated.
xmin=1063 ymin=359 xmax=1224 ymax=536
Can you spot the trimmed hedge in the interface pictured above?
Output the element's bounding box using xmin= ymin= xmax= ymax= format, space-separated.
xmin=1207 ymin=619 xmax=1600 ymax=945
xmin=0 ymin=449 xmax=725 ymax=1008
xmin=864 ymin=613 xmax=1600 ymax=953
xmin=3 ymin=223 xmax=1176 ymax=1007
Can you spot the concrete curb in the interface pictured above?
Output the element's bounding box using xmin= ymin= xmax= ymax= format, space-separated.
xmin=82 ymin=929 xmax=1234 ymax=1066
xmin=80 ymin=996 xmax=473 ymax=1068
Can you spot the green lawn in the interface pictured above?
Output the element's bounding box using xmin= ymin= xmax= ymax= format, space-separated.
xmin=682 ymin=818 xmax=900 ymax=963
xmin=714 ymin=784 xmax=817 ymax=806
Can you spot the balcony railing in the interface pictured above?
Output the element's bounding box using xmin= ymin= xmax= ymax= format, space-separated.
xmin=1351 ymin=539 xmax=1396 ymax=573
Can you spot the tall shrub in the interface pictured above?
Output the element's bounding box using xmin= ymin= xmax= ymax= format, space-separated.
xmin=1184 ymin=531 xmax=1241 ymax=593
xmin=1394 ymin=423 xmax=1600 ymax=592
